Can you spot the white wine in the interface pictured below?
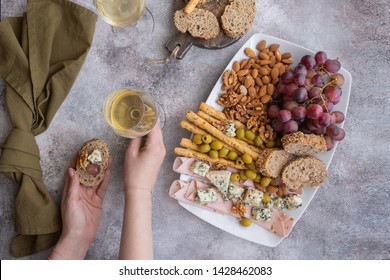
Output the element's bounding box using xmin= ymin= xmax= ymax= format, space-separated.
xmin=95 ymin=0 xmax=145 ymax=27
xmin=104 ymin=88 xmax=158 ymax=138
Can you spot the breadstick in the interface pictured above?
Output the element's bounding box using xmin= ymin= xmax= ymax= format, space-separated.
xmin=186 ymin=111 xmax=261 ymax=160
xmin=180 ymin=120 xmax=207 ymax=135
xmin=197 ymin=111 xmax=223 ymax=129
xmin=199 ymin=102 xmax=245 ymax=129
xmin=174 ymin=147 xmax=246 ymax=170
xmin=184 ymin=0 xmax=200 ymax=14
xmin=180 ymin=138 xmax=200 ymax=151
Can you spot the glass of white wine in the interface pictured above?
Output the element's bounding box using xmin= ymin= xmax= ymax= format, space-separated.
xmin=103 ymin=88 xmax=163 ymax=138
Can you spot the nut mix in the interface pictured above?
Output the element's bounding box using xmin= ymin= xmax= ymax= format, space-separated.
xmin=217 ymin=40 xmax=293 ymax=143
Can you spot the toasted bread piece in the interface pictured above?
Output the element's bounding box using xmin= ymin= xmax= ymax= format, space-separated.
xmin=174 ymin=8 xmax=220 ymax=40
xmin=76 ymin=138 xmax=110 ymax=187
xmin=221 ymin=0 xmax=256 ymax=39
xmin=281 ymin=132 xmax=327 ymax=156
xmin=256 ymin=148 xmax=295 ymax=178
xmin=281 ymin=156 xmax=328 ymax=191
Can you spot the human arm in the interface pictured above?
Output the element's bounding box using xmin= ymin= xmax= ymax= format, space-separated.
xmin=49 ymin=158 xmax=112 ymax=260
xmin=119 ymin=122 xmax=166 ymax=260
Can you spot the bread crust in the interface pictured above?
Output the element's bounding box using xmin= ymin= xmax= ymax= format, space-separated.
xmin=76 ymin=138 xmax=110 ymax=187
xmin=221 ymin=0 xmax=256 ymax=39
xmin=281 ymin=132 xmax=327 ymax=156
xmin=281 ymin=156 xmax=328 ymax=191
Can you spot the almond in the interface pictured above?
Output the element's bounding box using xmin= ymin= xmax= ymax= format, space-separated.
xmin=258 ymin=53 xmax=269 ymax=60
xmin=237 ymin=69 xmax=249 ymax=77
xmin=262 ymin=76 xmax=270 ymax=85
xmin=248 ymin=87 xmax=256 ymax=98
xmin=282 ymin=52 xmax=292 ymax=59
xmin=258 ymin=67 xmax=269 ymax=76
xmin=282 ymin=59 xmax=293 ymax=64
xmin=260 ymin=60 xmax=271 ymax=65
xmin=244 ymin=48 xmax=257 ymax=58
xmin=267 ymin=84 xmax=275 ymax=95
xmin=259 ymin=85 xmax=267 ymax=97
xmin=271 ymin=68 xmax=279 ymax=80
xmin=261 ymin=94 xmax=272 ymax=103
xmin=232 ymin=61 xmax=240 ymax=72
xmin=269 ymin=44 xmax=280 ymax=52
xmin=251 ymin=69 xmax=259 ymax=79
xmin=274 ymin=50 xmax=282 ymax=61
xmin=255 ymin=76 xmax=263 ymax=86
xmin=244 ymin=76 xmax=254 ymax=88
xmin=256 ymin=40 xmax=267 ymax=51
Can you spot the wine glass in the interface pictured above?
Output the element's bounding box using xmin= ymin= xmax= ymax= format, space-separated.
xmin=94 ymin=0 xmax=155 ymax=33
xmin=103 ymin=88 xmax=165 ymax=138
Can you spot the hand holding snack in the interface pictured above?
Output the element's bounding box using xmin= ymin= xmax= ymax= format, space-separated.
xmin=49 ymin=141 xmax=112 ymax=260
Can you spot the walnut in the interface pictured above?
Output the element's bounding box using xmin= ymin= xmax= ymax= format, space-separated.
xmin=231 ymin=201 xmax=246 ymax=217
xmin=223 ymin=70 xmax=238 ymax=88
xmin=78 ymin=150 xmax=89 ymax=170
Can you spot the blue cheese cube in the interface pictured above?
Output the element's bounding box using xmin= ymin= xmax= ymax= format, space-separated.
xmin=205 ymin=170 xmax=231 ymax=194
xmin=271 ymin=196 xmax=286 ymax=210
xmin=224 ymin=122 xmax=236 ymax=137
xmin=224 ymin=183 xmax=245 ymax=201
xmin=252 ymin=206 xmax=272 ymax=221
xmin=191 ymin=160 xmax=210 ymax=177
xmin=195 ymin=188 xmax=218 ymax=205
xmin=284 ymin=195 xmax=303 ymax=210
xmin=242 ymin=187 xmax=264 ymax=206
xmin=87 ymin=149 xmax=102 ymax=164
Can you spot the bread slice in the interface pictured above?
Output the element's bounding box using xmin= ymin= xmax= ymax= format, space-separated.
xmin=256 ymin=148 xmax=295 ymax=178
xmin=221 ymin=0 xmax=256 ymax=39
xmin=281 ymin=156 xmax=328 ymax=191
xmin=174 ymin=8 xmax=220 ymax=40
xmin=281 ymin=132 xmax=327 ymax=156
xmin=76 ymin=138 xmax=110 ymax=187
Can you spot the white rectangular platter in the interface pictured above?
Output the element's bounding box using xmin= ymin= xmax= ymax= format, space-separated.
xmin=179 ymin=33 xmax=352 ymax=247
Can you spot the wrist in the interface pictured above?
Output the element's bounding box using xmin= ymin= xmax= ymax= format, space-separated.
xmin=49 ymin=233 xmax=91 ymax=260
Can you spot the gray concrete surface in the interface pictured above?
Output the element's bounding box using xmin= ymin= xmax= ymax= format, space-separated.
xmin=0 ymin=0 xmax=389 ymax=260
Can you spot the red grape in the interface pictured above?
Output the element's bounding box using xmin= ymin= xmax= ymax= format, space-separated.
xmin=272 ymin=119 xmax=285 ymax=133
xmin=87 ymin=164 xmax=101 ymax=177
xmin=281 ymin=71 xmax=294 ymax=84
xmin=318 ymin=112 xmax=331 ymax=127
xmin=306 ymin=104 xmax=324 ymax=119
xmin=282 ymin=100 xmax=299 ymax=111
xmin=268 ymin=105 xmax=280 ymax=120
xmin=301 ymin=55 xmax=316 ymax=69
xmin=308 ymin=86 xmax=322 ymax=98
xmin=326 ymin=124 xmax=340 ymax=137
xmin=331 ymin=73 xmax=345 ymax=87
xmin=324 ymin=135 xmax=334 ymax=150
xmin=324 ymin=85 xmax=341 ymax=102
xmin=278 ymin=110 xmax=292 ymax=123
xmin=324 ymin=59 xmax=341 ymax=73
xmin=315 ymin=51 xmax=327 ymax=65
xmin=333 ymin=127 xmax=346 ymax=141
xmin=311 ymin=74 xmax=324 ymax=86
xmin=306 ymin=69 xmax=317 ymax=79
xmin=292 ymin=106 xmax=307 ymax=121
xmin=293 ymin=87 xmax=308 ymax=103
xmin=285 ymin=83 xmax=299 ymax=97
xmin=332 ymin=111 xmax=345 ymax=123
xmin=293 ymin=73 xmax=306 ymax=86
xmin=284 ymin=120 xmax=299 ymax=134
xmin=294 ymin=64 xmax=308 ymax=76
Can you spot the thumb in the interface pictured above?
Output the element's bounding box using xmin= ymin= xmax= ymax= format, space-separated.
xmin=67 ymin=168 xmax=81 ymax=197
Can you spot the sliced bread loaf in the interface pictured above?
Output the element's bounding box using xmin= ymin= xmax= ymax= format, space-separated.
xmin=221 ymin=0 xmax=256 ymax=39
xmin=256 ymin=148 xmax=296 ymax=178
xmin=76 ymin=138 xmax=110 ymax=187
xmin=281 ymin=156 xmax=328 ymax=191
xmin=174 ymin=8 xmax=220 ymax=40
xmin=281 ymin=132 xmax=327 ymax=156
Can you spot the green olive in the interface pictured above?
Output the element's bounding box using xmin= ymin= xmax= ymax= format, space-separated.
xmin=199 ymin=143 xmax=211 ymax=153
xmin=202 ymin=134 xmax=213 ymax=144
xmin=218 ymin=147 xmax=229 ymax=157
xmin=239 ymin=170 xmax=248 ymax=180
xmin=236 ymin=157 xmax=245 ymax=166
xmin=245 ymin=169 xmax=257 ymax=180
xmin=208 ymin=150 xmax=219 ymax=159
xmin=262 ymin=193 xmax=271 ymax=204
xmin=246 ymin=162 xmax=256 ymax=171
xmin=210 ymin=140 xmax=223 ymax=150
xmin=254 ymin=174 xmax=262 ymax=183
xmin=192 ymin=134 xmax=203 ymax=145
xmin=240 ymin=218 xmax=252 ymax=227
xmin=227 ymin=150 xmax=238 ymax=161
xmin=245 ymin=130 xmax=256 ymax=141
xmin=236 ymin=128 xmax=245 ymax=139
xmin=260 ymin=176 xmax=272 ymax=187
xmin=230 ymin=173 xmax=240 ymax=182
xmin=254 ymin=135 xmax=263 ymax=147
xmin=242 ymin=153 xmax=253 ymax=164
xmin=265 ymin=140 xmax=276 ymax=148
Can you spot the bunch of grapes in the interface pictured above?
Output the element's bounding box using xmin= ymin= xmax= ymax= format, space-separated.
xmin=268 ymin=51 xmax=346 ymax=150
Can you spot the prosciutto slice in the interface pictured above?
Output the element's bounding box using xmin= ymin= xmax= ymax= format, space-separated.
xmin=169 ymin=179 xmax=295 ymax=237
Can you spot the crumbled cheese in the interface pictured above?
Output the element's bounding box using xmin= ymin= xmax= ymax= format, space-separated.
xmin=195 ymin=188 xmax=218 ymax=205
xmin=242 ymin=187 xmax=264 ymax=206
xmin=191 ymin=160 xmax=210 ymax=177
xmin=205 ymin=170 xmax=231 ymax=194
xmin=87 ymin=149 xmax=102 ymax=164
xmin=284 ymin=195 xmax=303 ymax=210
xmin=224 ymin=122 xmax=236 ymax=137
xmin=271 ymin=196 xmax=286 ymax=210
xmin=252 ymin=206 xmax=272 ymax=221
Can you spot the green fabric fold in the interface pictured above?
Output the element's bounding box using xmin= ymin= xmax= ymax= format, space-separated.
xmin=0 ymin=0 xmax=97 ymax=257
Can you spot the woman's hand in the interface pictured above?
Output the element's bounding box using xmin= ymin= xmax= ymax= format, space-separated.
xmin=123 ymin=122 xmax=166 ymax=192
xmin=49 ymin=158 xmax=112 ymax=260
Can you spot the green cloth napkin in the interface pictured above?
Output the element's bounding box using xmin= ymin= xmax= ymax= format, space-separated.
xmin=0 ymin=0 xmax=97 ymax=257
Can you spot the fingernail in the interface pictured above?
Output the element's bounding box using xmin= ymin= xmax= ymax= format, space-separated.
xmin=68 ymin=168 xmax=75 ymax=177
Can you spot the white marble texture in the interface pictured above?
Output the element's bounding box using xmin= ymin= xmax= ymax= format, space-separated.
xmin=0 ymin=0 xmax=389 ymax=259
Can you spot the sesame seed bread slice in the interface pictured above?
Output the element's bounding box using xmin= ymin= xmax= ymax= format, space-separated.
xmin=76 ymin=138 xmax=110 ymax=187
xmin=221 ymin=0 xmax=256 ymax=39
xmin=174 ymin=8 xmax=220 ymax=40
xmin=256 ymin=148 xmax=296 ymax=178
xmin=281 ymin=132 xmax=327 ymax=156
xmin=281 ymin=156 xmax=328 ymax=191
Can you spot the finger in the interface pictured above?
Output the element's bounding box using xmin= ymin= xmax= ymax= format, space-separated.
xmin=63 ymin=155 xmax=78 ymax=196
xmin=127 ymin=137 xmax=142 ymax=157
xmin=96 ymin=157 xmax=113 ymax=200
xmin=67 ymin=167 xmax=81 ymax=198
xmin=144 ymin=121 xmax=164 ymax=147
